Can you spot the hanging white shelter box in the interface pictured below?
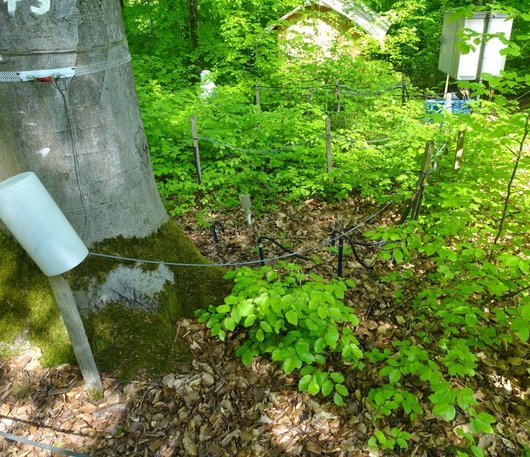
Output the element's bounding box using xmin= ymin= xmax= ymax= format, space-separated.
xmin=438 ymin=11 xmax=513 ymax=80
xmin=0 ymin=172 xmax=88 ymax=276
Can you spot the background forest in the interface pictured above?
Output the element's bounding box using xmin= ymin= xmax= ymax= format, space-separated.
xmin=118 ymin=0 xmax=530 ymax=456
xmin=1 ymin=0 xmax=528 ymax=456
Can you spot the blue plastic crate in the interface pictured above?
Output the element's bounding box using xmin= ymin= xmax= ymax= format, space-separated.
xmin=425 ymin=98 xmax=471 ymax=115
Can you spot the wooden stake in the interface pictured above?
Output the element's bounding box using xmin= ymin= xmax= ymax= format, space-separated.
xmin=412 ymin=141 xmax=434 ymax=220
xmin=336 ymin=80 xmax=341 ymax=112
xmin=190 ymin=115 xmax=202 ymax=185
xmin=48 ymin=275 xmax=102 ymax=392
xmin=325 ymin=116 xmax=332 ymax=173
xmin=454 ymin=128 xmax=466 ymax=171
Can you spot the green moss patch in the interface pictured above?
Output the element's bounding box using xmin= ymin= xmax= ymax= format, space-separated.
xmin=1 ymin=221 xmax=230 ymax=380
xmin=71 ymin=220 xmax=231 ymax=318
xmin=0 ymin=231 xmax=74 ymax=366
xmin=84 ymin=303 xmax=190 ymax=380
xmin=68 ymin=220 xmax=230 ymax=379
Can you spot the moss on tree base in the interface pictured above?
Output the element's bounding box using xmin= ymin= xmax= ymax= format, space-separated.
xmin=0 ymin=221 xmax=230 ymax=380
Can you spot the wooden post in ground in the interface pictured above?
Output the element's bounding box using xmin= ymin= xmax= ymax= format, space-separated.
xmin=336 ymin=80 xmax=341 ymax=112
xmin=401 ymin=72 xmax=406 ymax=106
xmin=308 ymin=87 xmax=313 ymax=103
xmin=255 ymin=81 xmax=260 ymax=107
xmin=48 ymin=275 xmax=103 ymax=392
xmin=412 ymin=141 xmax=434 ymax=220
xmin=190 ymin=115 xmax=202 ymax=185
xmin=454 ymin=128 xmax=466 ymax=171
xmin=325 ymin=116 xmax=333 ymax=173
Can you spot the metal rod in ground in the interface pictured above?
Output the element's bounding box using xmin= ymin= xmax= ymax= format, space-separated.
xmin=454 ymin=128 xmax=466 ymax=171
xmin=211 ymin=223 xmax=219 ymax=242
xmin=47 ymin=275 xmax=103 ymax=392
xmin=258 ymin=242 xmax=265 ymax=266
xmin=326 ymin=116 xmax=332 ymax=173
xmin=412 ymin=141 xmax=434 ymax=220
xmin=337 ymin=236 xmax=344 ymax=277
xmin=255 ymin=81 xmax=260 ymax=106
xmin=190 ymin=115 xmax=202 ymax=185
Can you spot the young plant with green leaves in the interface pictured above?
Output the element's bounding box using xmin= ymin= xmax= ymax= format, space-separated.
xmin=196 ymin=263 xmax=362 ymax=406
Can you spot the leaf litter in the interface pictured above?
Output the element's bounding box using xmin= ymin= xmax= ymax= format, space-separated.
xmin=0 ymin=198 xmax=528 ymax=456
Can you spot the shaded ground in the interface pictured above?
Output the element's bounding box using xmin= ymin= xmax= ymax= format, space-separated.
xmin=0 ymin=199 xmax=528 ymax=456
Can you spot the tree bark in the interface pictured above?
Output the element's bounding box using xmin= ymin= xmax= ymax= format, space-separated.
xmin=0 ymin=0 xmax=167 ymax=246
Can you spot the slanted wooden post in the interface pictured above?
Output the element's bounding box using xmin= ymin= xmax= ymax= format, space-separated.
xmin=190 ymin=115 xmax=202 ymax=185
xmin=454 ymin=128 xmax=466 ymax=171
xmin=335 ymin=80 xmax=341 ymax=112
xmin=48 ymin=275 xmax=103 ymax=392
xmin=325 ymin=116 xmax=332 ymax=173
xmin=412 ymin=141 xmax=434 ymax=220
xmin=255 ymin=81 xmax=260 ymax=107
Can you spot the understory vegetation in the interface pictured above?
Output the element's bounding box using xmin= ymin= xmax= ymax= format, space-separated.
xmin=0 ymin=0 xmax=528 ymax=455
xmin=126 ymin=1 xmax=529 ymax=455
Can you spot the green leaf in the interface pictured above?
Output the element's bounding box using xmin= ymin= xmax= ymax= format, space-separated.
xmin=317 ymin=306 xmax=328 ymax=319
xmin=314 ymin=337 xmax=327 ymax=353
xmin=216 ymin=304 xmax=231 ymax=313
xmin=389 ymin=368 xmax=401 ymax=384
xmin=295 ymin=341 xmax=314 ymax=363
xmin=243 ymin=314 xmax=256 ymax=327
xmin=396 ymin=437 xmax=409 ymax=449
xmin=333 ymin=392 xmax=344 ymax=406
xmin=330 ymin=372 xmax=345 ymax=384
xmin=321 ymin=379 xmax=334 ymax=396
xmin=471 ymin=412 xmax=496 ymax=434
xmin=335 ymin=383 xmax=348 ymax=396
xmin=285 ymin=310 xmax=298 ymax=326
xmin=393 ymin=249 xmax=404 ymax=263
xmin=241 ymin=350 xmax=255 ymax=366
xmin=282 ymin=357 xmax=297 ymax=374
xmin=432 ymin=404 xmax=456 ymax=421
xmin=223 ymin=317 xmax=236 ymax=331
xmin=308 ymin=378 xmax=320 ymax=395
xmin=260 ymin=321 xmax=273 ymax=333
xmin=512 ymin=318 xmax=529 ymax=342
xmin=298 ymin=374 xmax=312 ymax=392
xmin=325 ymin=326 xmax=339 ymax=349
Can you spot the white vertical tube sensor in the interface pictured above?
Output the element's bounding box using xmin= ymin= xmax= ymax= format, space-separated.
xmin=0 ymin=172 xmax=88 ymax=276
xmin=239 ymin=194 xmax=252 ymax=225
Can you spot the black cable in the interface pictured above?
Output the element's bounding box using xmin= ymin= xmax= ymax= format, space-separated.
xmin=53 ymin=76 xmax=88 ymax=241
xmin=257 ymin=236 xmax=310 ymax=261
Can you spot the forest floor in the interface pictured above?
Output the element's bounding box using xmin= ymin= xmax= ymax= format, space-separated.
xmin=0 ymin=198 xmax=528 ymax=456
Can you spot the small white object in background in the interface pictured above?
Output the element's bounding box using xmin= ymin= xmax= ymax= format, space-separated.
xmin=0 ymin=172 xmax=88 ymax=276
xmin=199 ymin=70 xmax=216 ymax=98
xmin=239 ymin=194 xmax=252 ymax=226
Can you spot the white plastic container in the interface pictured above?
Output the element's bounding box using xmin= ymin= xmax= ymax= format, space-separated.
xmin=438 ymin=12 xmax=513 ymax=80
xmin=0 ymin=172 xmax=88 ymax=276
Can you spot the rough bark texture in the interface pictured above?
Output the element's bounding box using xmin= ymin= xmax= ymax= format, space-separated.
xmin=0 ymin=0 xmax=167 ymax=246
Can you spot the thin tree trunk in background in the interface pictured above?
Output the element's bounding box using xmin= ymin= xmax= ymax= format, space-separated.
xmin=490 ymin=112 xmax=530 ymax=258
xmin=189 ymin=0 xmax=199 ymax=53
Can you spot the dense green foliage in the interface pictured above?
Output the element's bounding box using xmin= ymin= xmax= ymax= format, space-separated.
xmin=123 ymin=1 xmax=529 ymax=454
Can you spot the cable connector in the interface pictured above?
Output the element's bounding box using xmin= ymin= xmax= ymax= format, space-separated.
xmin=18 ymin=67 xmax=75 ymax=82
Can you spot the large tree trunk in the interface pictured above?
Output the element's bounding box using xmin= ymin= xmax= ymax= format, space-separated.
xmin=0 ymin=0 xmax=167 ymax=246
xmin=0 ymin=0 xmax=228 ymax=378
